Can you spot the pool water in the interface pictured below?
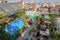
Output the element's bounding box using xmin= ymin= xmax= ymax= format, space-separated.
xmin=5 ymin=19 xmax=24 ymax=35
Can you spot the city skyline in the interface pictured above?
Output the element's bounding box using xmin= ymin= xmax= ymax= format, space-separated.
xmin=8 ymin=0 xmax=60 ymax=3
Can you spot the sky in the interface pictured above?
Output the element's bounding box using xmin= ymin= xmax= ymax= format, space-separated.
xmin=8 ymin=0 xmax=60 ymax=3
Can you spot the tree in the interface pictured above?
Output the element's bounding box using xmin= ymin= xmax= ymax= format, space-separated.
xmin=36 ymin=16 xmax=40 ymax=26
xmin=29 ymin=28 xmax=36 ymax=36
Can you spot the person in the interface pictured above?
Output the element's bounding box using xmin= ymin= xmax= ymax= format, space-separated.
xmin=40 ymin=20 xmax=50 ymax=40
xmin=28 ymin=24 xmax=30 ymax=27
xmin=41 ymin=15 xmax=45 ymax=20
xmin=29 ymin=19 xmax=33 ymax=25
xmin=53 ymin=28 xmax=59 ymax=40
xmin=36 ymin=30 xmax=40 ymax=40
xmin=54 ymin=28 xmax=59 ymax=35
xmin=40 ymin=20 xmax=47 ymax=31
xmin=43 ymin=27 xmax=49 ymax=40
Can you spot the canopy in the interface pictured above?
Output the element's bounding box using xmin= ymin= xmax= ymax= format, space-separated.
xmin=26 ymin=15 xmax=37 ymax=19
xmin=40 ymin=15 xmax=50 ymax=20
xmin=5 ymin=19 xmax=24 ymax=35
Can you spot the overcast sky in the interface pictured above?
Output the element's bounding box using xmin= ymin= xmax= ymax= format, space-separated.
xmin=8 ymin=0 xmax=60 ymax=3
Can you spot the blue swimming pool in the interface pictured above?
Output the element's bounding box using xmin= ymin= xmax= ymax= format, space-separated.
xmin=5 ymin=19 xmax=24 ymax=35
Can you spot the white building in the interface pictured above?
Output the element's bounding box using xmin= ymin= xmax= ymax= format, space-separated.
xmin=1 ymin=0 xmax=24 ymax=3
xmin=25 ymin=10 xmax=35 ymax=15
xmin=50 ymin=3 xmax=56 ymax=7
xmin=1 ymin=0 xmax=8 ymax=3
xmin=56 ymin=17 xmax=60 ymax=33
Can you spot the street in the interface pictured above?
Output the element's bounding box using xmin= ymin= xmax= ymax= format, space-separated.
xmin=17 ymin=20 xmax=36 ymax=40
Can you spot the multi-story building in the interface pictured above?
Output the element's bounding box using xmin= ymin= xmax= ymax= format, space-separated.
xmin=1 ymin=0 xmax=8 ymax=3
xmin=50 ymin=6 xmax=59 ymax=13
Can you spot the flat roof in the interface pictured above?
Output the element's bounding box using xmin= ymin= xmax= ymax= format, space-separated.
xmin=0 ymin=3 xmax=24 ymax=16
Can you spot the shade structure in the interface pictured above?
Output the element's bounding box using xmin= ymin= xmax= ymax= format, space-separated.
xmin=44 ymin=15 xmax=50 ymax=20
xmin=40 ymin=15 xmax=50 ymax=20
xmin=5 ymin=19 xmax=24 ymax=35
xmin=26 ymin=15 xmax=37 ymax=19
xmin=0 ymin=3 xmax=23 ymax=16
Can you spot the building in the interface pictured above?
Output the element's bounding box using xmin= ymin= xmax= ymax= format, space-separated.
xmin=50 ymin=7 xmax=59 ymax=13
xmin=0 ymin=0 xmax=1 ymax=3
xmin=1 ymin=0 xmax=8 ymax=3
xmin=18 ymin=1 xmax=24 ymax=6
xmin=37 ymin=7 xmax=48 ymax=12
xmin=25 ymin=7 xmax=35 ymax=15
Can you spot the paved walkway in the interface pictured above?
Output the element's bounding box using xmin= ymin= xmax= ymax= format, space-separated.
xmin=17 ymin=20 xmax=36 ymax=40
